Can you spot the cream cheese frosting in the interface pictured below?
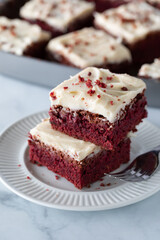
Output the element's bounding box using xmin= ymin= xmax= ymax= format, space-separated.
xmin=94 ymin=2 xmax=160 ymax=45
xmin=0 ymin=17 xmax=50 ymax=55
xmin=47 ymin=27 xmax=132 ymax=68
xmin=49 ymin=67 xmax=146 ymax=123
xmin=138 ymin=58 xmax=160 ymax=80
xmin=20 ymin=0 xmax=94 ymax=32
xmin=30 ymin=119 xmax=101 ymax=162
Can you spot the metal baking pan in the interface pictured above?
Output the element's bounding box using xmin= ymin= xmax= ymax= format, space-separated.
xmin=0 ymin=51 xmax=159 ymax=108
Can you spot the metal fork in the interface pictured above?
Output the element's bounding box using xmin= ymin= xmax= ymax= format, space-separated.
xmin=108 ymin=146 xmax=160 ymax=182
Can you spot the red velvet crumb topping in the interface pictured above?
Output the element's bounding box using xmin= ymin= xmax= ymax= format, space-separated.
xmin=78 ymin=75 xmax=85 ymax=82
xmin=121 ymin=87 xmax=128 ymax=91
xmin=96 ymin=80 xmax=107 ymax=88
xmin=1 ymin=25 xmax=7 ymax=30
xmin=86 ymin=79 xmax=93 ymax=88
xmin=87 ymin=89 xmax=95 ymax=96
xmin=107 ymin=76 xmax=113 ymax=80
xmin=88 ymin=72 xmax=92 ymax=76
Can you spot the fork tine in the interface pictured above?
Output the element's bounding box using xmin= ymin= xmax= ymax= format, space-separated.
xmin=118 ymin=173 xmax=144 ymax=182
xmin=114 ymin=167 xmax=144 ymax=181
xmin=128 ymin=173 xmax=150 ymax=181
xmin=110 ymin=167 xmax=136 ymax=177
xmin=119 ymin=170 xmax=150 ymax=182
xmin=114 ymin=172 xmax=138 ymax=181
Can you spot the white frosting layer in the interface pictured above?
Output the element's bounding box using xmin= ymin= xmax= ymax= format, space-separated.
xmin=138 ymin=58 xmax=160 ymax=80
xmin=20 ymin=0 xmax=94 ymax=32
xmin=30 ymin=119 xmax=101 ymax=162
xmin=50 ymin=67 xmax=146 ymax=123
xmin=47 ymin=27 xmax=132 ymax=68
xmin=0 ymin=17 xmax=50 ymax=55
xmin=94 ymin=2 xmax=160 ymax=44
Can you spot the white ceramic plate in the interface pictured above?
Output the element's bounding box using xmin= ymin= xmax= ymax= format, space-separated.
xmin=0 ymin=111 xmax=160 ymax=211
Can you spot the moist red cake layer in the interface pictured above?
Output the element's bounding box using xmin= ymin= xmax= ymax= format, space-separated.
xmin=49 ymin=93 xmax=147 ymax=150
xmin=46 ymin=50 xmax=131 ymax=73
xmin=23 ymin=15 xmax=93 ymax=38
xmin=28 ymin=136 xmax=130 ymax=189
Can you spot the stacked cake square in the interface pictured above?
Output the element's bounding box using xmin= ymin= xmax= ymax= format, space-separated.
xmin=28 ymin=67 xmax=147 ymax=189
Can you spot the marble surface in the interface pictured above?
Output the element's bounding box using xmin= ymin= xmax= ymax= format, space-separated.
xmin=0 ymin=74 xmax=160 ymax=240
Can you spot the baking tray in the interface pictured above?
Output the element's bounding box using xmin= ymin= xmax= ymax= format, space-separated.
xmin=0 ymin=51 xmax=159 ymax=108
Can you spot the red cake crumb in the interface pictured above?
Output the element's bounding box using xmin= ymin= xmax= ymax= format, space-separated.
xmin=100 ymin=183 xmax=105 ymax=187
xmin=96 ymin=80 xmax=107 ymax=88
xmin=55 ymin=175 xmax=60 ymax=180
xmin=97 ymin=94 xmax=101 ymax=98
xmin=64 ymin=87 xmax=68 ymax=90
xmin=99 ymin=178 xmax=104 ymax=181
xmin=18 ymin=164 xmax=21 ymax=167
xmin=27 ymin=176 xmax=31 ymax=180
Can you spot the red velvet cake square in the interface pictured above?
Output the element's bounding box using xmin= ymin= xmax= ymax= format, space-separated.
xmin=49 ymin=67 xmax=147 ymax=150
xmin=94 ymin=2 xmax=160 ymax=64
xmin=46 ymin=27 xmax=132 ymax=72
xmin=28 ymin=119 xmax=130 ymax=189
xmin=0 ymin=17 xmax=51 ymax=57
xmin=20 ymin=0 xmax=95 ymax=37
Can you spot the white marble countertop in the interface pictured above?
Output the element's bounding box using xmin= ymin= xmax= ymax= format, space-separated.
xmin=0 ymin=74 xmax=160 ymax=240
